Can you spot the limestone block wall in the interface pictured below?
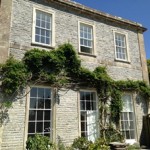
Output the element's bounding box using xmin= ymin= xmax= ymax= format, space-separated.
xmin=1 ymin=95 xmax=27 ymax=150
xmin=0 ymin=0 xmax=12 ymax=63
xmin=0 ymin=0 xmax=149 ymax=149
xmin=55 ymin=89 xmax=79 ymax=145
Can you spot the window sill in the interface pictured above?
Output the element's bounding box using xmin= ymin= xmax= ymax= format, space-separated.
xmin=31 ymin=42 xmax=55 ymax=49
xmin=115 ymin=58 xmax=131 ymax=64
xmin=78 ymin=52 xmax=97 ymax=58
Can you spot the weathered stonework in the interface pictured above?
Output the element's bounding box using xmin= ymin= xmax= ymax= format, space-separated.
xmin=0 ymin=0 xmax=12 ymax=63
xmin=0 ymin=0 xmax=149 ymax=149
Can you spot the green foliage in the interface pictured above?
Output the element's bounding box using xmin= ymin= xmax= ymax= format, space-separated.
xmin=110 ymin=89 xmax=123 ymax=124
xmin=71 ymin=137 xmax=110 ymax=150
xmin=26 ymin=134 xmax=56 ymax=150
xmin=1 ymin=43 xmax=150 ymax=140
xmin=1 ymin=57 xmax=29 ymax=95
xmin=127 ymin=143 xmax=141 ymax=150
xmin=105 ymin=125 xmax=124 ymax=144
xmin=88 ymin=138 xmax=110 ymax=150
xmin=72 ymin=137 xmax=92 ymax=150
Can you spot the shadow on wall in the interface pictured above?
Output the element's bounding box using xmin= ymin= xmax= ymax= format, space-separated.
xmin=140 ymin=115 xmax=150 ymax=148
xmin=136 ymin=94 xmax=150 ymax=148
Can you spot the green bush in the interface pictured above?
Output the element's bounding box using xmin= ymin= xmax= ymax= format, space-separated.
xmin=71 ymin=137 xmax=110 ymax=150
xmin=88 ymin=138 xmax=110 ymax=150
xmin=72 ymin=137 xmax=92 ymax=150
xmin=26 ymin=134 xmax=56 ymax=150
xmin=127 ymin=143 xmax=141 ymax=150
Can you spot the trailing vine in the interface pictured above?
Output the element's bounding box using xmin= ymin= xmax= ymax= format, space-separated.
xmin=0 ymin=43 xmax=150 ymax=140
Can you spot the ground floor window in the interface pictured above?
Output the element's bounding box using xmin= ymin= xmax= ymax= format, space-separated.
xmin=80 ymin=91 xmax=98 ymax=142
xmin=28 ymin=87 xmax=52 ymax=138
xmin=121 ymin=94 xmax=136 ymax=142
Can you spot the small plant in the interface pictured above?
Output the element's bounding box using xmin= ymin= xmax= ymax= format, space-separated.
xmin=72 ymin=137 xmax=92 ymax=150
xmin=105 ymin=125 xmax=124 ymax=144
xmin=127 ymin=143 xmax=141 ymax=150
xmin=88 ymin=138 xmax=110 ymax=150
xmin=26 ymin=134 xmax=56 ymax=150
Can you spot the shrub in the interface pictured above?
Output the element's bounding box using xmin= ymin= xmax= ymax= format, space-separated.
xmin=26 ymin=134 xmax=56 ymax=150
xmin=72 ymin=137 xmax=92 ymax=150
xmin=127 ymin=143 xmax=141 ymax=150
xmin=88 ymin=138 xmax=110 ymax=150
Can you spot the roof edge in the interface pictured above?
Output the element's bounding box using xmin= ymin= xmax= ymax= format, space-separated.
xmin=46 ymin=0 xmax=147 ymax=32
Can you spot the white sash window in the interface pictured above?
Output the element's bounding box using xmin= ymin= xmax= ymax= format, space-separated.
xmin=80 ymin=91 xmax=98 ymax=142
xmin=28 ymin=87 xmax=52 ymax=138
xmin=121 ymin=94 xmax=136 ymax=144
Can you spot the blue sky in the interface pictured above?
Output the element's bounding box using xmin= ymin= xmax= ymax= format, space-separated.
xmin=74 ymin=0 xmax=150 ymax=59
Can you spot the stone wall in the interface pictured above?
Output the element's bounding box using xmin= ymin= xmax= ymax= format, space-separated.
xmin=0 ymin=0 xmax=148 ymax=149
xmin=0 ymin=0 xmax=12 ymax=63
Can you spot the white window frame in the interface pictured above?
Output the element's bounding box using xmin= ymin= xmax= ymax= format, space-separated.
xmin=121 ymin=93 xmax=137 ymax=144
xmin=79 ymin=90 xmax=99 ymax=142
xmin=32 ymin=7 xmax=55 ymax=47
xmin=25 ymin=86 xmax=54 ymax=142
xmin=113 ymin=31 xmax=130 ymax=62
xmin=78 ymin=21 xmax=95 ymax=55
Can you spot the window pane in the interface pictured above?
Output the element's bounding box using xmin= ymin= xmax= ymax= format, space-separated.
xmin=45 ymin=89 xmax=51 ymax=98
xmin=80 ymin=92 xmax=85 ymax=100
xmin=35 ymin=35 xmax=40 ymax=43
xmin=81 ymin=122 xmax=87 ymax=132
xmin=126 ymin=131 xmax=130 ymax=139
xmin=81 ymin=46 xmax=91 ymax=54
xmin=36 ymin=28 xmax=40 ymax=35
xmin=86 ymin=101 xmax=91 ymax=110
xmin=46 ymin=38 xmax=50 ymax=45
xmin=44 ymin=110 xmax=51 ymax=120
xmin=80 ymin=101 xmax=85 ymax=110
xmin=44 ymin=122 xmax=51 ymax=132
xmin=37 ymin=110 xmax=43 ymax=121
xmin=31 ymin=88 xmax=37 ymax=97
xmin=92 ymin=102 xmax=96 ymax=110
xmin=37 ymin=98 xmax=44 ymax=109
xmin=38 ymin=88 xmax=44 ymax=98
xmin=130 ymin=121 xmax=134 ymax=129
xmin=45 ymin=99 xmax=51 ymax=109
xmin=29 ymin=110 xmax=36 ymax=121
xmin=41 ymin=36 xmax=45 ymax=43
xmin=30 ymin=98 xmax=37 ymax=109
xmin=46 ymin=22 xmax=50 ymax=29
xmin=130 ymin=130 xmax=135 ymax=139
xmin=85 ymin=92 xmax=90 ymax=100
xmin=28 ymin=122 xmax=35 ymax=133
xmin=129 ymin=112 xmax=133 ymax=120
xmin=36 ymin=19 xmax=40 ymax=27
xmin=36 ymin=122 xmax=43 ymax=133
xmin=41 ymin=29 xmax=45 ymax=36
xmin=81 ymin=112 xmax=86 ymax=121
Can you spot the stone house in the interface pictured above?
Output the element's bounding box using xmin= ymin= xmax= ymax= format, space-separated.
xmin=0 ymin=0 xmax=149 ymax=149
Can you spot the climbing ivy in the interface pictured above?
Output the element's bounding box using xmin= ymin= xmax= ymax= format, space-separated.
xmin=0 ymin=43 xmax=150 ymax=140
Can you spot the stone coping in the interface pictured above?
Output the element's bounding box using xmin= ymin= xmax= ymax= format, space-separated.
xmin=45 ymin=0 xmax=146 ymax=32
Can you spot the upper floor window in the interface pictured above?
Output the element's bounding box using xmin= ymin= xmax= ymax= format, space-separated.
xmin=32 ymin=8 xmax=53 ymax=46
xmin=80 ymin=23 xmax=94 ymax=54
xmin=80 ymin=91 xmax=98 ymax=142
xmin=115 ymin=33 xmax=128 ymax=61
